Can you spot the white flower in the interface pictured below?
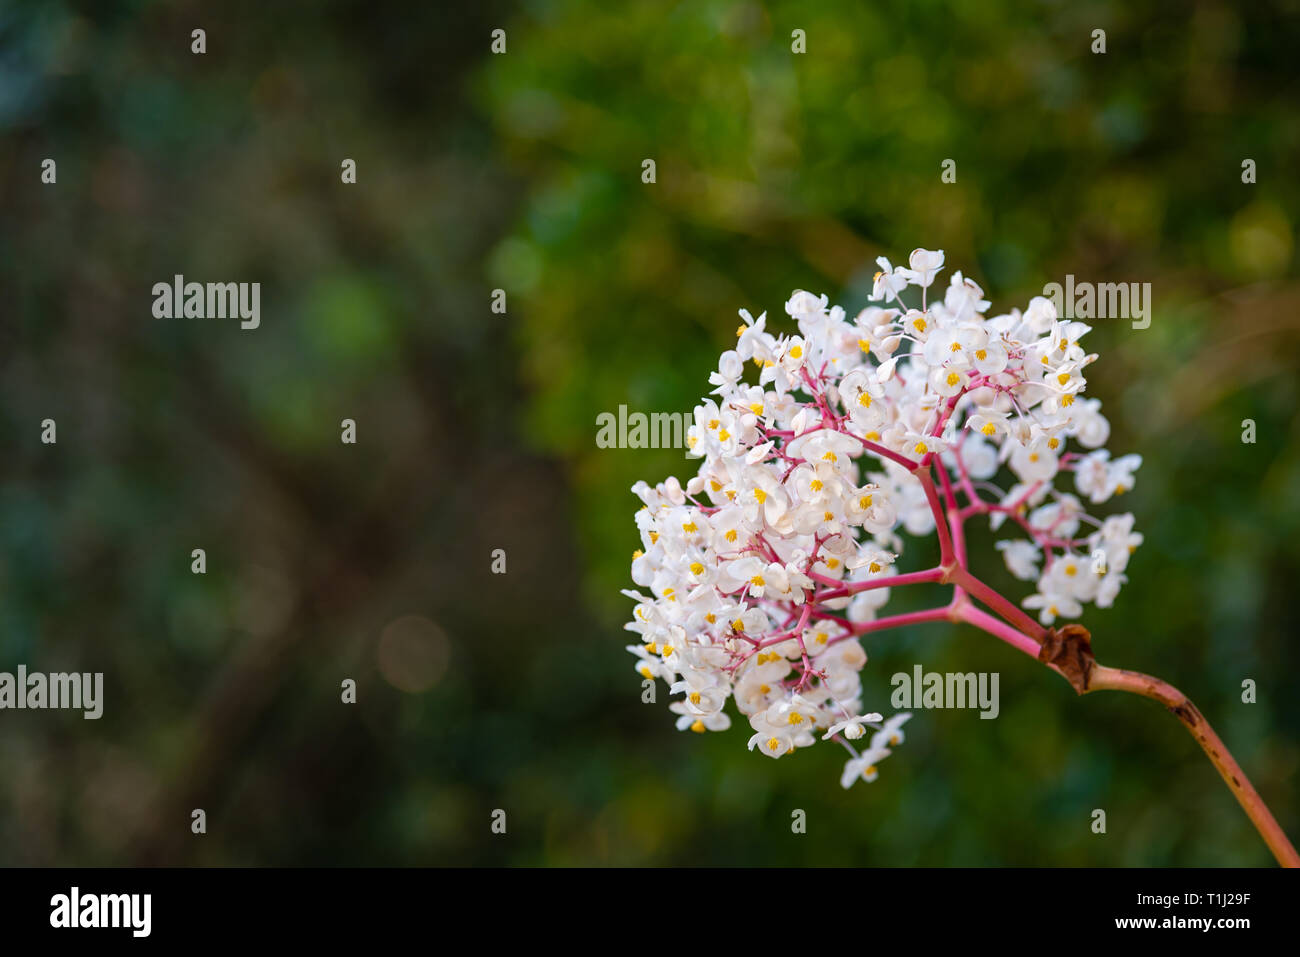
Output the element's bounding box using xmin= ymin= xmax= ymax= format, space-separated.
xmin=847 ymin=545 xmax=895 ymax=575
xmin=870 ymin=712 xmax=912 ymax=750
xmin=996 ymin=539 xmax=1042 ymax=581
xmin=1074 ymin=450 xmax=1142 ymax=504
xmin=785 ymin=290 xmax=829 ymax=322
xmin=671 ymin=701 xmax=732 ymax=733
xmin=708 ymin=349 xmax=744 ymax=394
xmin=1023 ymin=591 xmax=1083 ymax=626
xmin=902 ymin=431 xmax=948 ymax=460
xmin=967 ymin=407 xmax=1010 ymax=439
xmin=900 ymin=248 xmax=945 ymax=288
xmin=624 ymin=249 xmax=1141 ymax=791
xmin=1009 ymin=437 xmax=1059 ymax=483
xmin=748 ymin=729 xmax=795 ymax=758
xmin=870 ymin=257 xmax=909 ymax=302
xmin=824 ymin=711 xmax=883 ymax=741
xmin=734 ymin=308 xmax=769 ymax=359
xmin=840 ymin=746 xmax=893 ymax=788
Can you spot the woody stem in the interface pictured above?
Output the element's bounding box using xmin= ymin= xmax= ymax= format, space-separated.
xmin=1085 ymin=664 xmax=1300 ymax=868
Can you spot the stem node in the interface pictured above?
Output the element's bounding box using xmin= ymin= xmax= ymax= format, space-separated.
xmin=1038 ymin=624 xmax=1095 ymax=695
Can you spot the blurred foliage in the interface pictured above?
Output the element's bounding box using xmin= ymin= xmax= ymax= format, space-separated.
xmin=0 ymin=0 xmax=1297 ymax=866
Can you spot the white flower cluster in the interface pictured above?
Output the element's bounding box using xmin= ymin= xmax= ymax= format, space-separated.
xmin=624 ymin=249 xmax=1141 ymax=788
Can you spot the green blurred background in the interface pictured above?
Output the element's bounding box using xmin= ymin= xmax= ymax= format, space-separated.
xmin=1 ymin=0 xmax=1297 ymax=865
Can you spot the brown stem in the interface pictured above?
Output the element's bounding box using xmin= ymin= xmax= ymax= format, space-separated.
xmin=988 ymin=620 xmax=1299 ymax=866
xmin=1086 ymin=663 xmax=1300 ymax=868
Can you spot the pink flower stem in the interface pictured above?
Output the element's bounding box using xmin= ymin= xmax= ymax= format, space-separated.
xmin=862 ymin=439 xmax=918 ymax=471
xmin=947 ymin=506 xmax=969 ymax=603
xmin=844 ymin=605 xmax=952 ymax=638
xmin=951 ymin=602 xmax=1042 ymax=658
xmin=936 ymin=456 xmax=959 ymax=512
xmin=947 ymin=565 xmax=1047 ymax=642
xmin=809 ymin=565 xmax=945 ymax=600
xmin=915 ymin=465 xmax=956 ymax=567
